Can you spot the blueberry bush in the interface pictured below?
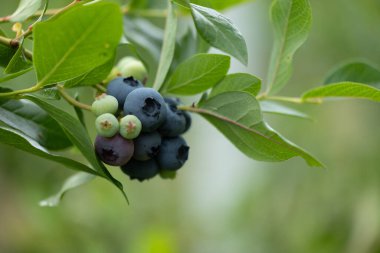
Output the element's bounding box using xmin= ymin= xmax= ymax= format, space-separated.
xmin=0 ymin=0 xmax=379 ymax=206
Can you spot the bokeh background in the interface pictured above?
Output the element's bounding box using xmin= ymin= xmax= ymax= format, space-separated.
xmin=1 ymin=0 xmax=380 ymax=252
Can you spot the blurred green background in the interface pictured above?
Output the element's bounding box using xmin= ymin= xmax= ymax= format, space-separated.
xmin=1 ymin=0 xmax=380 ymax=252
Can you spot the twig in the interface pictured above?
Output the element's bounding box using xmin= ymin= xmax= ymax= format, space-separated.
xmin=57 ymin=86 xmax=92 ymax=111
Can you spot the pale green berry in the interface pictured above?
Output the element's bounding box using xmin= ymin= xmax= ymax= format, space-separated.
xmin=159 ymin=170 xmax=177 ymax=180
xmin=117 ymin=57 xmax=147 ymax=82
xmin=95 ymin=113 xmax=119 ymax=137
xmin=119 ymin=115 xmax=142 ymax=139
xmin=91 ymin=93 xmax=118 ymax=116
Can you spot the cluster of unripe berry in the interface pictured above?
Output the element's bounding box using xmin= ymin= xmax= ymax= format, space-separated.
xmin=92 ymin=76 xmax=191 ymax=181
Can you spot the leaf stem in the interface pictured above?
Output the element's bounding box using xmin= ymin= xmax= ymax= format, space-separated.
xmin=0 ymin=84 xmax=42 ymax=97
xmin=57 ymin=86 xmax=92 ymax=111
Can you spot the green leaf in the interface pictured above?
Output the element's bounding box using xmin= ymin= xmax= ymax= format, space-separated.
xmin=153 ymin=1 xmax=178 ymax=90
xmin=0 ymin=126 xmax=98 ymax=175
xmin=0 ymin=44 xmax=17 ymax=68
xmin=33 ymin=1 xmax=122 ymax=86
xmin=0 ymin=99 xmax=72 ymax=150
xmin=4 ymin=38 xmax=32 ymax=74
xmin=0 ymin=67 xmax=33 ymax=83
xmin=196 ymin=92 xmax=323 ymax=167
xmin=302 ymin=82 xmax=380 ymax=102
xmin=9 ymin=0 xmax=42 ymax=22
xmin=64 ymin=56 xmax=115 ymax=88
xmin=73 ymin=93 xmax=86 ymax=128
xmin=266 ymin=0 xmax=312 ymax=95
xmin=324 ymin=61 xmax=380 ymax=88
xmin=40 ymin=172 xmax=95 ymax=207
xmin=191 ymin=0 xmax=251 ymax=10
xmin=260 ymin=101 xmax=311 ymax=120
xmin=209 ymin=73 xmax=261 ymax=98
xmin=23 ymin=95 xmax=128 ymax=202
xmin=190 ymin=4 xmax=248 ymax=65
xmin=163 ymin=53 xmax=230 ymax=95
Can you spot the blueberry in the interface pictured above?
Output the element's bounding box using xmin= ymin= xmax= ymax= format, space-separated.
xmin=121 ymin=159 xmax=159 ymax=181
xmin=119 ymin=115 xmax=142 ymax=139
xmin=94 ymin=134 xmax=134 ymax=166
xmin=133 ymin=132 xmax=161 ymax=161
xmin=164 ymin=97 xmax=181 ymax=106
xmin=91 ymin=93 xmax=118 ymax=116
xmin=123 ymin=88 xmax=167 ymax=132
xmin=95 ymin=113 xmax=119 ymax=137
xmin=157 ymin=136 xmax=189 ymax=171
xmin=183 ymin=111 xmax=192 ymax=133
xmin=106 ymin=77 xmax=143 ymax=109
xmin=158 ymin=102 xmax=186 ymax=137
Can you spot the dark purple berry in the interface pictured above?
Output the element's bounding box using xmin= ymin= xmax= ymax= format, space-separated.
xmin=94 ymin=134 xmax=134 ymax=166
xmin=133 ymin=132 xmax=161 ymax=161
xmin=157 ymin=136 xmax=189 ymax=171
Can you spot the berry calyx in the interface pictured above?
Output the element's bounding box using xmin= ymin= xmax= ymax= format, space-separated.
xmin=95 ymin=113 xmax=119 ymax=137
xmin=91 ymin=93 xmax=118 ymax=116
xmin=119 ymin=115 xmax=142 ymax=139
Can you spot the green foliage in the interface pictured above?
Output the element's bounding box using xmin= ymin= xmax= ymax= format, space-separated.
xmin=4 ymin=39 xmax=32 ymax=74
xmin=33 ymin=2 xmax=122 ymax=86
xmin=266 ymin=0 xmax=312 ymax=95
xmin=209 ymin=73 xmax=261 ymax=98
xmin=260 ymin=101 xmax=311 ymax=120
xmin=198 ymin=92 xmax=323 ymax=166
xmin=163 ymin=54 xmax=230 ymax=95
xmin=190 ymin=4 xmax=248 ymax=65
xmin=153 ymin=1 xmax=177 ymax=90
xmin=0 ymin=98 xmax=72 ymax=150
xmin=324 ymin=61 xmax=380 ymax=88
xmin=0 ymin=126 xmax=97 ymax=175
xmin=302 ymin=82 xmax=380 ymax=102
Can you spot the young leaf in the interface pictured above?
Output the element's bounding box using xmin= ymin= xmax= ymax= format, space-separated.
xmin=266 ymin=0 xmax=312 ymax=95
xmin=40 ymin=172 xmax=95 ymax=207
xmin=0 ymin=99 xmax=72 ymax=150
xmin=190 ymin=4 xmax=248 ymax=65
xmin=23 ymin=95 xmax=128 ymax=202
xmin=324 ymin=61 xmax=380 ymax=88
xmin=9 ymin=0 xmax=42 ymax=22
xmin=33 ymin=1 xmax=122 ymax=86
xmin=260 ymin=101 xmax=311 ymax=120
xmin=4 ymin=38 xmax=32 ymax=74
xmin=153 ymin=1 xmax=178 ymax=90
xmin=302 ymin=82 xmax=380 ymax=102
xmin=0 ymin=126 xmax=98 ymax=175
xmin=209 ymin=73 xmax=261 ymax=98
xmin=163 ymin=53 xmax=230 ymax=95
xmin=195 ymin=92 xmax=323 ymax=167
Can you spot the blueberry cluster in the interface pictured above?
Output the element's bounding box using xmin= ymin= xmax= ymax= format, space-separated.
xmin=92 ymin=77 xmax=191 ymax=181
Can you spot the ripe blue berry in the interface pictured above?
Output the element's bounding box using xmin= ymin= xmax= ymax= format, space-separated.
xmin=119 ymin=115 xmax=142 ymax=139
xmin=121 ymin=159 xmax=159 ymax=181
xmin=157 ymin=136 xmax=189 ymax=171
xmin=106 ymin=77 xmax=143 ymax=109
xmin=133 ymin=132 xmax=161 ymax=161
xmin=159 ymin=102 xmax=187 ymax=137
xmin=183 ymin=111 xmax=192 ymax=133
xmin=123 ymin=88 xmax=167 ymax=132
xmin=94 ymin=134 xmax=134 ymax=166
xmin=91 ymin=94 xmax=118 ymax=116
xmin=95 ymin=113 xmax=119 ymax=137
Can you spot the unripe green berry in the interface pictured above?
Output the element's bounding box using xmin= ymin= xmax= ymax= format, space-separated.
xmin=95 ymin=113 xmax=119 ymax=137
xmin=119 ymin=115 xmax=142 ymax=139
xmin=117 ymin=57 xmax=147 ymax=82
xmin=159 ymin=170 xmax=176 ymax=180
xmin=91 ymin=94 xmax=118 ymax=116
